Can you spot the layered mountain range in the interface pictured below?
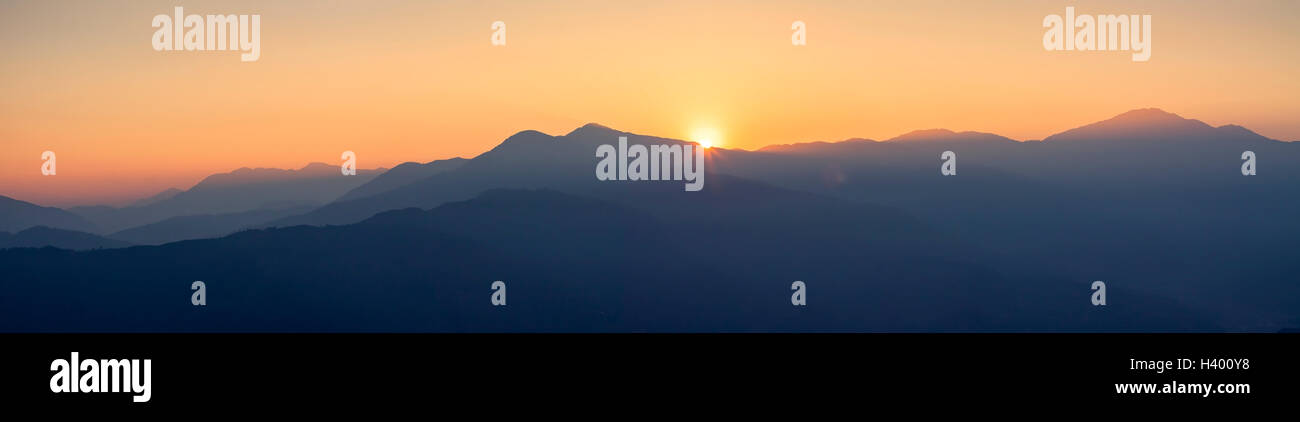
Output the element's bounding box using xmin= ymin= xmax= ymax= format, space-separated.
xmin=2 ymin=109 xmax=1295 ymax=332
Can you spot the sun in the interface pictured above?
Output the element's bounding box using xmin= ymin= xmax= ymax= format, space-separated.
xmin=691 ymin=127 xmax=722 ymax=149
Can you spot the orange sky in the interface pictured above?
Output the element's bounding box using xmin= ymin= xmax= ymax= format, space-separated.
xmin=3 ymin=0 xmax=1298 ymax=206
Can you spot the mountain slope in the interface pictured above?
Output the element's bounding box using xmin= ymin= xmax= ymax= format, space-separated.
xmin=720 ymin=109 xmax=1300 ymax=330
xmin=69 ymin=163 xmax=385 ymax=233
xmin=3 ymin=110 xmax=1293 ymax=332
xmin=126 ymin=188 xmax=183 ymax=208
xmin=0 ymin=226 xmax=131 ymax=250
xmin=336 ymin=157 xmax=466 ymax=202
xmin=265 ymin=124 xmax=697 ymax=228
xmin=0 ymin=188 xmax=1208 ymax=332
xmin=1042 ymin=108 xmax=1271 ymax=144
xmin=0 ymin=195 xmax=98 ymax=233
xmin=108 ymin=205 xmax=316 ymax=245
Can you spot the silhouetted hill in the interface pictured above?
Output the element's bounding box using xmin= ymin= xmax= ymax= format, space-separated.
xmin=0 ymin=226 xmax=131 ymax=250
xmin=3 ymin=110 xmax=1294 ymax=332
xmin=758 ymin=138 xmax=877 ymax=155
xmin=257 ymin=114 xmax=1300 ymax=331
xmin=1042 ymin=108 xmax=1267 ymax=144
xmin=0 ymin=189 xmax=689 ymax=331
xmin=0 ymin=195 xmax=98 ymax=233
xmin=265 ymin=124 xmax=701 ymax=228
xmin=69 ymin=163 xmax=385 ymax=233
xmin=888 ymin=129 xmax=1018 ymax=144
xmin=715 ymin=109 xmax=1300 ymax=330
xmin=109 ymin=205 xmax=316 ymax=245
xmin=0 ymin=188 xmax=1211 ymax=332
xmin=336 ymin=158 xmax=466 ymax=202
xmin=126 ymin=187 xmax=183 ymax=208
xmin=724 ymin=108 xmax=1298 ymax=194
xmin=1028 ymin=108 xmax=1299 ymax=185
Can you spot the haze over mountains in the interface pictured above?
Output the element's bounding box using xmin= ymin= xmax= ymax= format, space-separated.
xmin=126 ymin=187 xmax=183 ymax=208
xmin=335 ymin=158 xmax=467 ymax=202
xmin=0 ymin=195 xmax=98 ymax=233
xmin=0 ymin=163 xmax=387 ymax=244
xmin=0 ymin=187 xmax=1210 ymax=332
xmin=2 ymin=108 xmax=1296 ymax=332
xmin=0 ymin=226 xmax=130 ymax=251
xmin=107 ymin=205 xmax=317 ymax=246
xmin=66 ymin=162 xmax=384 ymax=234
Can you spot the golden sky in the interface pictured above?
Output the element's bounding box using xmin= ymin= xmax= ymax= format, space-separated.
xmin=3 ymin=0 xmax=1298 ymax=206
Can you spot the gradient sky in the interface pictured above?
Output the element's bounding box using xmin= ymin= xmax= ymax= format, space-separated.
xmin=3 ymin=0 xmax=1298 ymax=206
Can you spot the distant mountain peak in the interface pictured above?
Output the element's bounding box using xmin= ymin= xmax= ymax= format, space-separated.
xmin=1040 ymin=108 xmax=1271 ymax=143
xmin=200 ymin=162 xmax=380 ymax=187
xmin=757 ymin=138 xmax=877 ymax=152
xmin=890 ymin=128 xmax=956 ymax=141
xmin=427 ymin=157 xmax=468 ymax=165
xmin=1213 ymin=124 xmax=1270 ymax=141
xmin=1109 ymin=107 xmax=1185 ymax=122
xmin=385 ymin=157 xmax=467 ymax=171
xmin=566 ymin=122 xmax=623 ymax=138
xmin=505 ymin=129 xmax=553 ymax=141
xmin=334 ymin=157 xmax=470 ymax=203
xmin=887 ymin=128 xmax=1016 ymax=143
xmin=299 ymin=162 xmax=334 ymax=171
xmin=1089 ymin=108 xmax=1210 ymax=129
xmin=474 ymin=130 xmax=559 ymax=160
xmin=906 ymin=128 xmax=956 ymax=136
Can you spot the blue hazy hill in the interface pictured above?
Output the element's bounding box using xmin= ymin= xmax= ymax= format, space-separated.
xmin=1 ymin=109 xmax=1294 ymax=332
xmin=0 ymin=226 xmax=131 ymax=251
xmin=0 ymin=188 xmax=1214 ymax=332
xmin=0 ymin=195 xmax=99 ymax=233
xmin=69 ymin=163 xmax=384 ymax=234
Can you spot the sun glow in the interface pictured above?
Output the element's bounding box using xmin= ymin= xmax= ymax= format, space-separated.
xmin=691 ymin=127 xmax=722 ymax=149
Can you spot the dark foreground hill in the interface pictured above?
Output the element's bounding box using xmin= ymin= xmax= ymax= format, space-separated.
xmin=0 ymin=226 xmax=131 ymax=251
xmin=0 ymin=189 xmax=1211 ymax=332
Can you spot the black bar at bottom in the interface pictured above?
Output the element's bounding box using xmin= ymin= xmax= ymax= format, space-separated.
xmin=2 ymin=333 xmax=1295 ymax=408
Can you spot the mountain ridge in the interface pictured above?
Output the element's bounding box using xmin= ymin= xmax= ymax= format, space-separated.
xmin=0 ymin=226 xmax=131 ymax=250
xmin=754 ymin=108 xmax=1283 ymax=152
xmin=0 ymin=195 xmax=99 ymax=233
